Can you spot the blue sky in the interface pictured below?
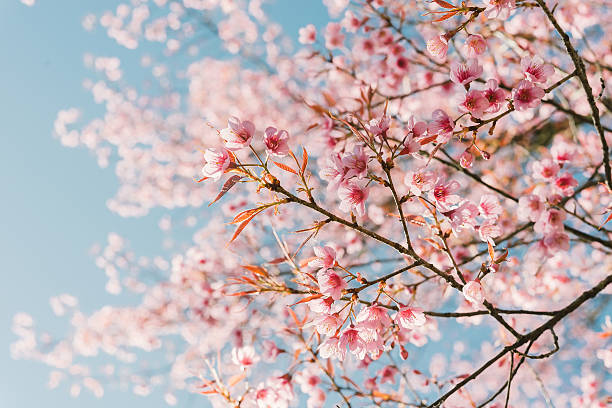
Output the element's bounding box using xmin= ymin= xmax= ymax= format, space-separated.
xmin=0 ymin=1 xmax=328 ymax=407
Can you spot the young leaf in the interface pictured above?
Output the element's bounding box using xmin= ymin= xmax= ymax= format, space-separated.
xmin=209 ymin=175 xmax=242 ymax=207
xmin=487 ymin=240 xmax=495 ymax=261
xmin=301 ymin=147 xmax=308 ymax=174
xmin=433 ymin=11 xmax=458 ymax=22
xmin=272 ymin=160 xmax=298 ymax=175
xmin=431 ymin=0 xmax=456 ymax=8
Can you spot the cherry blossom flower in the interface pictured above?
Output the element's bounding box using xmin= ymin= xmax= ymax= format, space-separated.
xmin=428 ymin=109 xmax=455 ymax=143
xmin=201 ymin=148 xmax=231 ymax=180
xmin=534 ymin=209 xmax=566 ymax=235
xmin=554 ymin=172 xmax=578 ymax=196
xmin=342 ymin=145 xmax=369 ymax=179
xmin=295 ymin=366 xmax=322 ymax=393
xmin=378 ymin=366 xmax=399 ymax=384
xmin=318 ymin=336 xmax=345 ymax=360
xmin=367 ymin=115 xmax=390 ymax=138
xmin=485 ymin=0 xmax=516 ymax=20
xmin=355 ymin=304 xmax=392 ymax=330
xmin=308 ymin=245 xmax=337 ymax=270
xmin=479 ymin=218 xmax=502 ymax=245
xmin=324 ymin=22 xmax=344 ymax=49
xmin=339 ymin=326 xmax=367 ymax=359
xmin=394 ymin=306 xmax=426 ymax=329
xmin=512 ymin=80 xmax=545 ymax=111
xmin=316 ymin=269 xmax=347 ymax=300
xmin=460 ymin=89 xmax=489 ymax=119
xmin=404 ymin=169 xmax=436 ymax=196
xmin=517 ymin=194 xmax=545 ymax=222
xmin=459 ymin=150 xmax=474 ymax=168
xmin=532 ymin=158 xmax=560 ymax=180
xmin=426 ymin=34 xmax=448 ymax=59
xmin=309 ymin=313 xmax=343 ymax=336
xmin=338 ymin=181 xmax=369 ymax=217
xmin=464 ymin=34 xmax=487 ymax=58
xmin=298 ymin=24 xmax=316 ymax=44
xmin=220 ymin=116 xmax=255 ymax=150
xmin=320 ymin=153 xmax=348 ymax=190
xmin=542 ymin=231 xmax=570 ymax=252
xmin=263 ymin=127 xmax=290 ymax=157
xmin=479 ymin=195 xmax=503 ymax=219
xmin=483 ymin=79 xmax=507 ymax=113
xmin=431 ymin=179 xmax=461 ymax=210
xmin=521 ymin=56 xmax=555 ymax=83
xmin=462 ymin=281 xmax=485 ymax=306
xmin=444 ymin=200 xmax=479 ymax=232
xmin=232 ymin=345 xmax=260 ymax=370
xmin=341 ymin=10 xmax=361 ymax=33
xmin=450 ymin=58 xmax=483 ymax=85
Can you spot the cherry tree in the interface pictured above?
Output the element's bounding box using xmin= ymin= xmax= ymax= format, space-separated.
xmin=12 ymin=0 xmax=612 ymax=407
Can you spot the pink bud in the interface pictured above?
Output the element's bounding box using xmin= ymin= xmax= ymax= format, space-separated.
xmin=459 ymin=150 xmax=474 ymax=168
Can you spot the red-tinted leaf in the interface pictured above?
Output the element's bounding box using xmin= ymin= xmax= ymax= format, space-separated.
xmin=600 ymin=212 xmax=612 ymax=229
xmin=494 ymin=248 xmax=509 ymax=264
xmin=287 ymin=307 xmax=302 ymax=328
xmin=487 ymin=240 xmax=495 ymax=261
xmin=209 ymin=175 xmax=242 ymax=207
xmin=242 ymin=264 xmax=268 ymax=277
xmin=432 ymin=0 xmax=456 ymax=8
xmin=229 ymin=211 xmax=261 ymax=243
xmin=289 ymin=294 xmax=323 ymax=307
xmin=196 ymin=176 xmax=209 ymax=183
xmin=232 ymin=207 xmax=264 ymax=224
xmin=272 ymin=160 xmax=298 ymax=175
xmin=433 ymin=11 xmax=458 ymax=22
xmin=419 ymin=135 xmax=438 ymax=145
xmin=228 ymin=373 xmax=246 ymax=387
xmin=301 ymin=148 xmax=308 ymax=174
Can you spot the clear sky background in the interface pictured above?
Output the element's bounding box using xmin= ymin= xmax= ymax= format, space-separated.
xmin=0 ymin=1 xmax=326 ymax=407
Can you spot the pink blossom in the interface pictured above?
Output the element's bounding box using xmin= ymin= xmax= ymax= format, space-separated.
xmin=483 ymin=79 xmax=507 ymax=113
xmin=460 ymin=89 xmax=489 ymax=119
xmin=295 ymin=367 xmax=322 ymax=393
xmin=426 ymin=35 xmax=448 ymax=59
xmin=338 ymin=181 xmax=369 ymax=217
xmin=232 ymin=345 xmax=260 ymax=370
xmin=263 ymin=127 xmax=290 ymax=157
xmin=324 ymin=22 xmax=344 ymax=49
xmin=316 ymin=269 xmax=347 ymax=300
xmin=367 ymin=115 xmax=390 ymax=138
xmin=512 ymin=80 xmax=545 ymax=111
xmin=534 ymin=209 xmax=566 ymax=235
xmin=394 ymin=306 xmax=426 ymax=329
xmin=459 ymin=150 xmax=474 ymax=168
xmin=521 ymin=56 xmax=554 ymax=83
xmin=450 ymin=58 xmax=483 ymax=85
xmin=542 ymin=231 xmax=570 ymax=253
xmin=309 ymin=313 xmax=343 ymax=336
xmin=341 ymin=10 xmax=361 ymax=33
xmin=377 ymin=366 xmax=399 ymax=384
xmin=428 ymin=109 xmax=455 ymax=143
xmin=404 ymin=169 xmax=436 ymax=196
xmin=220 ymin=116 xmax=255 ymax=150
xmin=464 ymin=34 xmax=487 ymax=58
xmin=517 ymin=194 xmax=545 ymax=222
xmin=342 ymin=145 xmax=369 ymax=179
xmin=308 ymin=245 xmax=337 ymax=270
xmin=339 ymin=326 xmax=367 ymax=359
xmin=298 ymin=24 xmax=316 ymax=44
xmin=532 ymin=158 xmax=560 ymax=180
xmin=355 ymin=304 xmax=392 ymax=330
xmin=444 ymin=200 xmax=479 ymax=232
xmin=320 ymin=153 xmax=348 ymax=190
xmin=318 ymin=337 xmax=345 ymax=360
xmin=462 ymin=281 xmax=485 ymax=306
xmin=308 ymin=296 xmax=335 ymax=314
xmin=485 ymin=0 xmax=516 ymax=20
xmin=554 ymin=172 xmax=578 ymax=196
xmin=479 ymin=218 xmax=502 ymax=245
xmin=479 ymin=195 xmax=503 ymax=219
xmin=431 ymin=179 xmax=461 ymax=210
xmin=551 ymin=141 xmax=575 ymax=164
xmin=201 ymin=148 xmax=231 ymax=180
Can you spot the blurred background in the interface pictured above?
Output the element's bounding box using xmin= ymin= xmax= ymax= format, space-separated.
xmin=0 ymin=1 xmax=326 ymax=407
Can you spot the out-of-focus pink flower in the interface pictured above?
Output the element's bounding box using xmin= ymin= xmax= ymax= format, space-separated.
xmin=394 ymin=306 xmax=426 ymax=329
xmin=341 ymin=10 xmax=361 ymax=33
xmin=428 ymin=109 xmax=455 ymax=143
xmin=263 ymin=127 xmax=290 ymax=157
xmin=534 ymin=209 xmax=566 ymax=235
xmin=464 ymin=34 xmax=487 ymax=58
xmin=521 ymin=56 xmax=554 ymax=83
xmin=338 ymin=182 xmax=369 ymax=217
xmin=316 ymin=269 xmax=347 ymax=300
xmin=450 ymin=58 xmax=483 ymax=85
xmin=343 ymin=145 xmax=369 ymax=179
xmin=232 ymin=345 xmax=260 ymax=370
xmin=426 ymin=35 xmax=448 ymax=59
xmin=307 ymin=388 xmax=326 ymax=408
xmin=554 ymin=172 xmax=578 ymax=196
xmin=460 ymin=89 xmax=489 ymax=118
xmin=295 ymin=367 xmax=322 ymax=393
xmin=532 ymin=158 xmax=560 ymax=180
xmin=309 ymin=245 xmax=337 ymax=270
xmin=405 ymin=169 xmax=436 ymax=196
xmin=551 ymin=141 xmax=575 ymax=164
xmin=262 ymin=340 xmax=282 ymax=362
xmin=324 ymin=22 xmax=345 ymax=49
xmin=542 ymin=231 xmax=570 ymax=253
xmin=479 ymin=195 xmax=503 ymax=219
xmin=459 ymin=150 xmax=474 ymax=168
xmin=483 ymin=79 xmax=507 ymax=113
xmin=479 ymin=218 xmax=502 ymax=245
xmin=378 ymin=366 xmax=399 ymax=384
xmin=462 ymin=281 xmax=485 ymax=305
xmin=485 ymin=0 xmax=515 ymax=20
xmin=517 ymin=194 xmax=545 ymax=222
xmin=201 ymin=148 xmax=231 ymax=180
xmin=512 ymin=80 xmax=545 ymax=111
xmin=355 ymin=304 xmax=392 ymax=330
xmin=298 ymin=24 xmax=317 ymax=44
xmin=220 ymin=116 xmax=255 ymax=150
xmin=431 ymin=179 xmax=461 ymax=210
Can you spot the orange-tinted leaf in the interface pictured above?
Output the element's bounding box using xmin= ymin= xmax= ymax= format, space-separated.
xmin=227 ymin=372 xmax=246 ymax=387
xmin=487 ymin=240 xmax=495 ymax=261
xmin=272 ymin=160 xmax=298 ymax=175
xmin=229 ymin=290 xmax=257 ymax=297
xmin=419 ymin=135 xmax=438 ymax=145
xmin=289 ymin=294 xmax=323 ymax=307
xmin=267 ymin=257 xmax=286 ymax=265
xmin=494 ymin=248 xmax=509 ymax=264
xmin=229 ymin=211 xmax=260 ymax=243
xmin=287 ymin=307 xmax=302 ymax=328
xmin=301 ymin=148 xmax=308 ymax=174
xmin=242 ymin=264 xmax=268 ymax=277
xmin=432 ymin=0 xmax=456 ymax=8
xmin=372 ymin=390 xmax=392 ymax=400
xmin=196 ymin=176 xmax=209 ymax=183
xmin=232 ymin=207 xmax=264 ymax=224
xmin=209 ymin=175 xmax=242 ymax=206
xmin=433 ymin=11 xmax=458 ymax=22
